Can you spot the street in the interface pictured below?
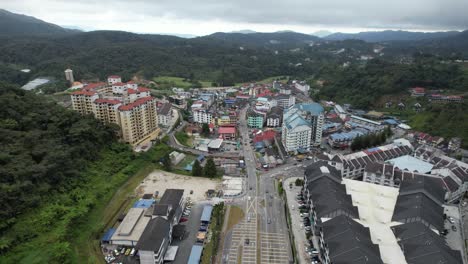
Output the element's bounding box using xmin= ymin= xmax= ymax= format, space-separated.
xmin=223 ymin=106 xmax=293 ymax=264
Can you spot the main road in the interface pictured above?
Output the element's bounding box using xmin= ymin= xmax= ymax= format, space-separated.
xmin=223 ymin=106 xmax=293 ymax=264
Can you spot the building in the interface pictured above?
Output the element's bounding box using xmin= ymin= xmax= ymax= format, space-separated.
xmin=293 ymin=80 xmax=310 ymax=93
xmin=247 ymin=109 xmax=265 ymax=129
xmin=168 ymin=95 xmax=186 ymax=109
xmin=328 ymin=129 xmax=367 ymax=149
xmin=191 ymin=101 xmax=213 ymax=124
xmin=136 ymin=189 xmax=184 ymax=264
xmin=448 ymin=137 xmax=462 ymax=151
xmin=266 ymin=106 xmax=283 ymax=127
xmin=64 ymin=68 xmax=74 ymax=84
xmin=410 ymin=87 xmax=426 ymax=97
xmin=429 ymin=94 xmax=463 ymax=103
xmin=157 ymin=102 xmax=173 ymax=127
xmin=301 ymin=161 xmax=463 ymax=264
xmin=218 ymin=126 xmax=236 ymax=140
xmin=71 ymin=79 xmax=160 ymax=145
xmin=333 ymin=104 xmax=347 ymax=120
xmin=110 ymin=208 xmax=151 ymax=246
xmin=119 ymin=97 xmax=159 ymax=145
xmin=107 ymin=75 xmax=122 ymax=85
xmin=346 ymin=115 xmax=384 ymax=133
xmin=281 ymin=103 xmax=324 ymax=152
xmin=274 ymin=94 xmax=295 ymax=109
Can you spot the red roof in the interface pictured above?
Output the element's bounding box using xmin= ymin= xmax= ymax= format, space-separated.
xmin=108 ymin=75 xmax=121 ymax=79
xmin=412 ymin=87 xmax=425 ymax=93
xmin=71 ymin=90 xmax=97 ymax=96
xmin=218 ymin=127 xmax=236 ymax=134
xmin=118 ymin=97 xmax=155 ymax=111
xmin=94 ymin=99 xmax=121 ymax=104
xmin=83 ymin=82 xmax=106 ymax=91
xmin=127 ymin=81 xmax=135 ymax=84
xmin=208 ymin=123 xmax=215 ymax=129
xmin=128 ymin=88 xmax=137 ymax=94
xmin=112 ymin=82 xmax=126 ymax=86
xmin=253 ymin=130 xmax=276 ymax=143
xmin=138 ymin=87 xmax=150 ymax=92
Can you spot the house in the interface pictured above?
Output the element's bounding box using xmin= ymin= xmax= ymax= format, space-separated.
xmin=410 ymin=87 xmax=426 ymax=97
xmin=247 ymin=109 xmax=266 ymax=129
xmin=448 ymin=137 xmax=462 ymax=151
xmin=218 ymin=126 xmax=236 ymax=140
xmin=429 ymin=94 xmax=463 ymax=103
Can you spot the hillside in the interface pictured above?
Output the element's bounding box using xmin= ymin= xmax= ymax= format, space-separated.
xmin=325 ymin=30 xmax=460 ymax=42
xmin=0 ymin=9 xmax=79 ymax=36
xmin=204 ymin=31 xmax=321 ymax=48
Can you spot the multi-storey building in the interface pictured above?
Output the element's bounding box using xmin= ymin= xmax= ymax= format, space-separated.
xmin=119 ymin=97 xmax=158 ymax=145
xmin=247 ymin=108 xmax=265 ymax=129
xmin=281 ymin=103 xmax=324 ymax=152
xmin=191 ymin=101 xmax=213 ymax=124
xmin=266 ymin=106 xmax=282 ymax=127
xmin=274 ymin=94 xmax=295 ymax=109
xmin=157 ymin=102 xmax=172 ymax=127
xmin=70 ymin=76 xmax=159 ymax=145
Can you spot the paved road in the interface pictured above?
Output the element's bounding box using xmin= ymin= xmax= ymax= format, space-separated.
xmin=223 ymin=106 xmax=293 ymax=264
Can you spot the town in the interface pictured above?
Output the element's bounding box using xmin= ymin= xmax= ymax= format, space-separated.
xmin=65 ymin=69 xmax=468 ymax=264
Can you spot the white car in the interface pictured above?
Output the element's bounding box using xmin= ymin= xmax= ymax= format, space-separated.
xmin=448 ymin=216 xmax=455 ymax=223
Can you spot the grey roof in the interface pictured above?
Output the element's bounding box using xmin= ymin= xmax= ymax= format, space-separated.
xmin=136 ymin=217 xmax=170 ymax=252
xmin=153 ymin=204 xmax=169 ymax=216
xmin=392 ymin=222 xmax=463 ymax=264
xmin=392 ymin=193 xmax=444 ymax=231
xmin=159 ymin=189 xmax=184 ymax=210
xmin=267 ymin=106 xmax=283 ymax=118
xmin=443 ymin=176 xmax=461 ymax=192
xmin=157 ymin=102 xmax=172 ymax=115
xmin=398 ymin=175 xmax=446 ymax=205
xmin=321 ymin=215 xmax=383 ymax=264
xmin=304 ymin=161 xmax=342 ymax=183
xmin=306 ymin=177 xmax=359 ymax=219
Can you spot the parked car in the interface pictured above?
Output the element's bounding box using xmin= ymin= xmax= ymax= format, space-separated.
xmin=448 ymin=216 xmax=455 ymax=223
xmin=452 ymin=225 xmax=457 ymax=231
xmin=180 ymin=217 xmax=188 ymax=223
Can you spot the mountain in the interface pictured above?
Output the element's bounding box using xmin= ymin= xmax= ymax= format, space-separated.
xmin=203 ymin=31 xmax=321 ymax=47
xmin=230 ymin=29 xmax=257 ymax=34
xmin=0 ymin=9 xmax=79 ymax=36
xmin=311 ymin=30 xmax=333 ymax=38
xmin=324 ymin=30 xmax=460 ymax=42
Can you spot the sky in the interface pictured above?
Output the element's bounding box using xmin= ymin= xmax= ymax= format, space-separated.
xmin=2 ymin=0 xmax=468 ymax=36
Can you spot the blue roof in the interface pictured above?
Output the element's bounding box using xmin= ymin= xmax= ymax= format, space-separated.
xmin=133 ymin=199 xmax=155 ymax=208
xmin=185 ymin=164 xmax=193 ymax=171
xmin=188 ymin=245 xmax=203 ymax=264
xmin=292 ymin=102 xmax=324 ymax=115
xmin=329 ymin=129 xmax=367 ymax=141
xmin=285 ymin=113 xmax=309 ymax=130
xmin=197 ymin=155 xmax=205 ymax=161
xmin=200 ymin=205 xmax=213 ymax=222
xmin=101 ymin=228 xmax=116 ymax=242
xmin=383 ymin=119 xmax=399 ymax=125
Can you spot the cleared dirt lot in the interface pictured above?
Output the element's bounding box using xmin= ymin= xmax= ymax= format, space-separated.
xmin=136 ymin=170 xmax=221 ymax=201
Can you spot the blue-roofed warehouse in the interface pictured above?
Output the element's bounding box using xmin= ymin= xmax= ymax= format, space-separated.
xmin=133 ymin=199 xmax=155 ymax=209
xmin=200 ymin=205 xmax=213 ymax=224
xmin=328 ymin=129 xmax=368 ymax=148
xmin=188 ymin=245 xmax=203 ymax=264
xmin=101 ymin=228 xmax=116 ymax=243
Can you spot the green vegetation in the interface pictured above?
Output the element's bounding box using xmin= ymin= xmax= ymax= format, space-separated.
xmin=153 ymin=76 xmax=211 ymax=89
xmin=0 ymin=82 xmax=179 ymax=263
xmin=350 ymin=127 xmax=392 ymax=151
xmin=295 ymin=178 xmax=304 ymax=186
xmin=203 ymin=157 xmax=217 ymax=178
xmin=162 ymin=153 xmax=172 ymax=172
xmin=175 ymin=131 xmax=191 ymax=147
xmin=201 ymin=123 xmax=210 ymax=137
xmin=201 ymin=203 xmax=225 ymax=264
xmin=192 ymin=159 xmax=203 ymax=176
xmin=226 ymin=206 xmax=244 ymax=231
xmin=277 ymin=180 xmax=284 ymax=196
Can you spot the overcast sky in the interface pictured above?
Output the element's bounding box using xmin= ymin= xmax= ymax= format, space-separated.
xmin=3 ymin=0 xmax=468 ymax=35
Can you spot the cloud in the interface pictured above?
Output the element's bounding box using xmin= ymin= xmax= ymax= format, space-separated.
xmin=3 ymin=0 xmax=468 ymax=34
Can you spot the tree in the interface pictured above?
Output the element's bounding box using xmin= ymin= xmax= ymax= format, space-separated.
xmin=163 ymin=153 xmax=172 ymax=171
xmin=192 ymin=159 xmax=203 ymax=176
xmin=202 ymin=123 xmax=210 ymax=136
xmin=203 ymin=157 xmax=217 ymax=178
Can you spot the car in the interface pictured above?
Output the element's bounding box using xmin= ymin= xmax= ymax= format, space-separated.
xmin=305 ymin=226 xmax=311 ymax=231
xmin=130 ymin=248 xmax=135 ymax=256
xmin=125 ymin=248 xmax=131 ymax=256
xmin=247 ymin=216 xmax=251 ymax=222
xmin=120 ymin=247 xmax=126 ymax=254
xmin=199 ymin=226 xmax=207 ymax=231
xmin=180 ymin=217 xmax=188 ymax=223
xmin=448 ymin=216 xmax=455 ymax=223
xmin=452 ymin=225 xmax=457 ymax=231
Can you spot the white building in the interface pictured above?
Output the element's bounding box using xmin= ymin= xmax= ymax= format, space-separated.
xmin=107 ymin=75 xmax=122 ymax=85
xmin=281 ymin=103 xmax=324 ymax=152
xmin=191 ymin=101 xmax=213 ymax=124
xmin=275 ymin=94 xmax=296 ymax=109
xmin=64 ymin=68 xmax=74 ymax=83
xmin=293 ymin=80 xmax=310 ymax=93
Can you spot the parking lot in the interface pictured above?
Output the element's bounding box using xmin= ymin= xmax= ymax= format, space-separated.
xmin=284 ymin=177 xmax=321 ymax=264
xmin=172 ymin=203 xmax=205 ymax=264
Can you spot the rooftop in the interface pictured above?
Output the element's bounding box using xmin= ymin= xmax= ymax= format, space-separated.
xmin=136 ymin=217 xmax=170 ymax=252
xmin=387 ymin=155 xmax=433 ymax=174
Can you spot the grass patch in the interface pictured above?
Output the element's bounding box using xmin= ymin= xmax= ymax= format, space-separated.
xmin=153 ymin=76 xmax=211 ymax=89
xmin=201 ymin=203 xmax=225 ymax=264
xmin=175 ymin=131 xmax=192 ymax=147
xmin=226 ymin=206 xmax=245 ymax=231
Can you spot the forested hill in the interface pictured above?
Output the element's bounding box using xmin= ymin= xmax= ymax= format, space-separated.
xmin=0 ymin=9 xmax=79 ymax=36
xmin=0 ymin=82 xmax=117 ymax=229
xmin=204 ymin=31 xmax=321 ymax=47
xmin=325 ymin=30 xmax=460 ymax=42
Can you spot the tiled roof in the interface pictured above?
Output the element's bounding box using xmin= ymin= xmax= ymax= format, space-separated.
xmin=118 ymin=97 xmax=155 ymax=111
